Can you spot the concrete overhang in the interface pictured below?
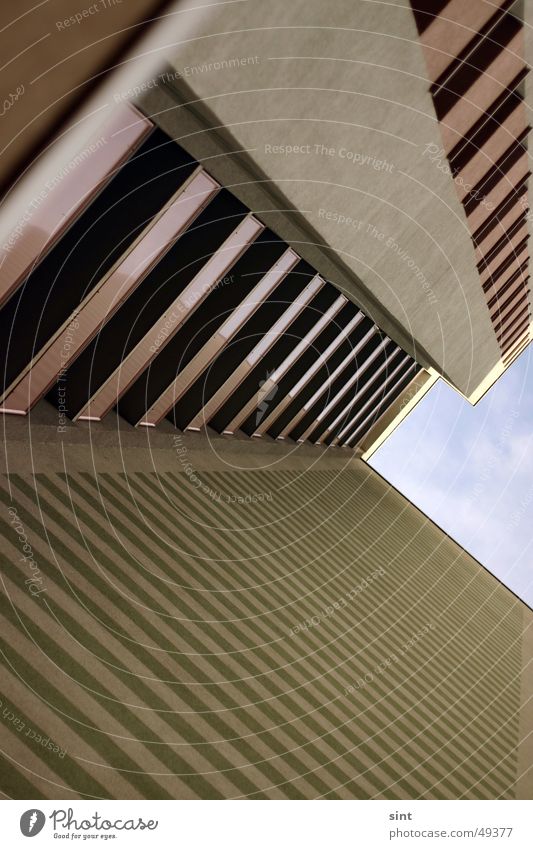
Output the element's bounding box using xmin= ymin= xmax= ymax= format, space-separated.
xmin=133 ymin=0 xmax=505 ymax=400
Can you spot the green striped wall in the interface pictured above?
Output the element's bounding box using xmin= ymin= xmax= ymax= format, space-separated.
xmin=0 ymin=430 xmax=530 ymax=799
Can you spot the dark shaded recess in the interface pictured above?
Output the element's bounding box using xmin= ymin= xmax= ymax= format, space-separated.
xmin=482 ymin=235 xmax=529 ymax=292
xmin=449 ymin=73 xmax=527 ymax=174
xmin=49 ymin=189 xmax=247 ymax=416
xmin=487 ymin=262 xmax=528 ymax=308
xmin=503 ymin=335 xmax=529 ymax=363
xmin=116 ymin=228 xmax=281 ymax=424
xmin=288 ymin=332 xmax=387 ymax=442
xmin=410 ymin=1 xmax=450 ymax=34
xmin=1 ymin=129 xmax=196 ymax=393
xmin=239 ymin=300 xmax=359 ymax=435
xmin=431 ymin=6 xmax=521 ymax=120
xmin=170 ymin=260 xmax=315 ymax=430
xmin=209 ymin=285 xmax=339 ymax=434
xmin=504 ymin=327 xmax=529 ymax=352
xmin=477 ymin=212 xmax=527 ymax=271
xmin=267 ymin=314 xmax=375 ymax=439
xmin=344 ymin=364 xmax=419 ymax=447
xmin=471 ymin=173 xmax=529 ymax=245
xmin=501 ymin=327 xmax=529 ymax=355
xmin=491 ymin=283 xmax=530 ymax=324
xmin=463 ymin=133 xmax=529 ymax=216
xmin=500 ymin=311 xmax=529 ymax=343
xmin=493 ymin=295 xmax=529 ymax=333
xmin=500 ymin=323 xmax=529 ymax=355
xmin=287 ymin=332 xmax=383 ymax=440
xmin=497 ymin=306 xmax=530 ymax=341
xmin=314 ymin=342 xmax=401 ymax=445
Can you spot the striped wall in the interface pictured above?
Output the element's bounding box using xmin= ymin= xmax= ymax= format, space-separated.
xmin=412 ymin=0 xmax=531 ymax=367
xmin=0 ymin=104 xmax=419 ymax=450
xmin=0 ymin=424 xmax=531 ymax=799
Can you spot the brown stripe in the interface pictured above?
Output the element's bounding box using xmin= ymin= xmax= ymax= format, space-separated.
xmin=490 ymin=284 xmax=530 ymax=325
xmin=463 ymin=135 xmax=529 ymax=216
xmin=482 ymin=235 xmax=529 ymax=292
xmin=499 ymin=316 xmax=530 ymax=348
xmin=431 ymin=7 xmax=521 ymax=118
xmin=503 ymin=336 xmax=530 ymax=363
xmin=493 ymin=299 xmax=530 ymax=334
xmin=449 ymin=70 xmax=527 ymax=172
xmin=471 ymin=174 xmax=529 ymax=245
xmin=477 ymin=213 xmax=527 ymax=271
xmin=486 ymin=263 xmax=529 ymax=309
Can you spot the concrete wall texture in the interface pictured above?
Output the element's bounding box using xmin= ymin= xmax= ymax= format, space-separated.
xmin=136 ymin=0 xmax=507 ymax=398
xmin=0 ymin=408 xmax=531 ymax=799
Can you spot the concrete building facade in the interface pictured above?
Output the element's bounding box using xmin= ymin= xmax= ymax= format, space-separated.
xmin=0 ymin=0 xmax=531 ymax=800
xmin=0 ymin=411 xmax=531 ymax=799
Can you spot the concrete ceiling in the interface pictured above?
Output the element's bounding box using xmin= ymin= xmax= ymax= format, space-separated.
xmin=135 ymin=0 xmax=504 ymax=398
